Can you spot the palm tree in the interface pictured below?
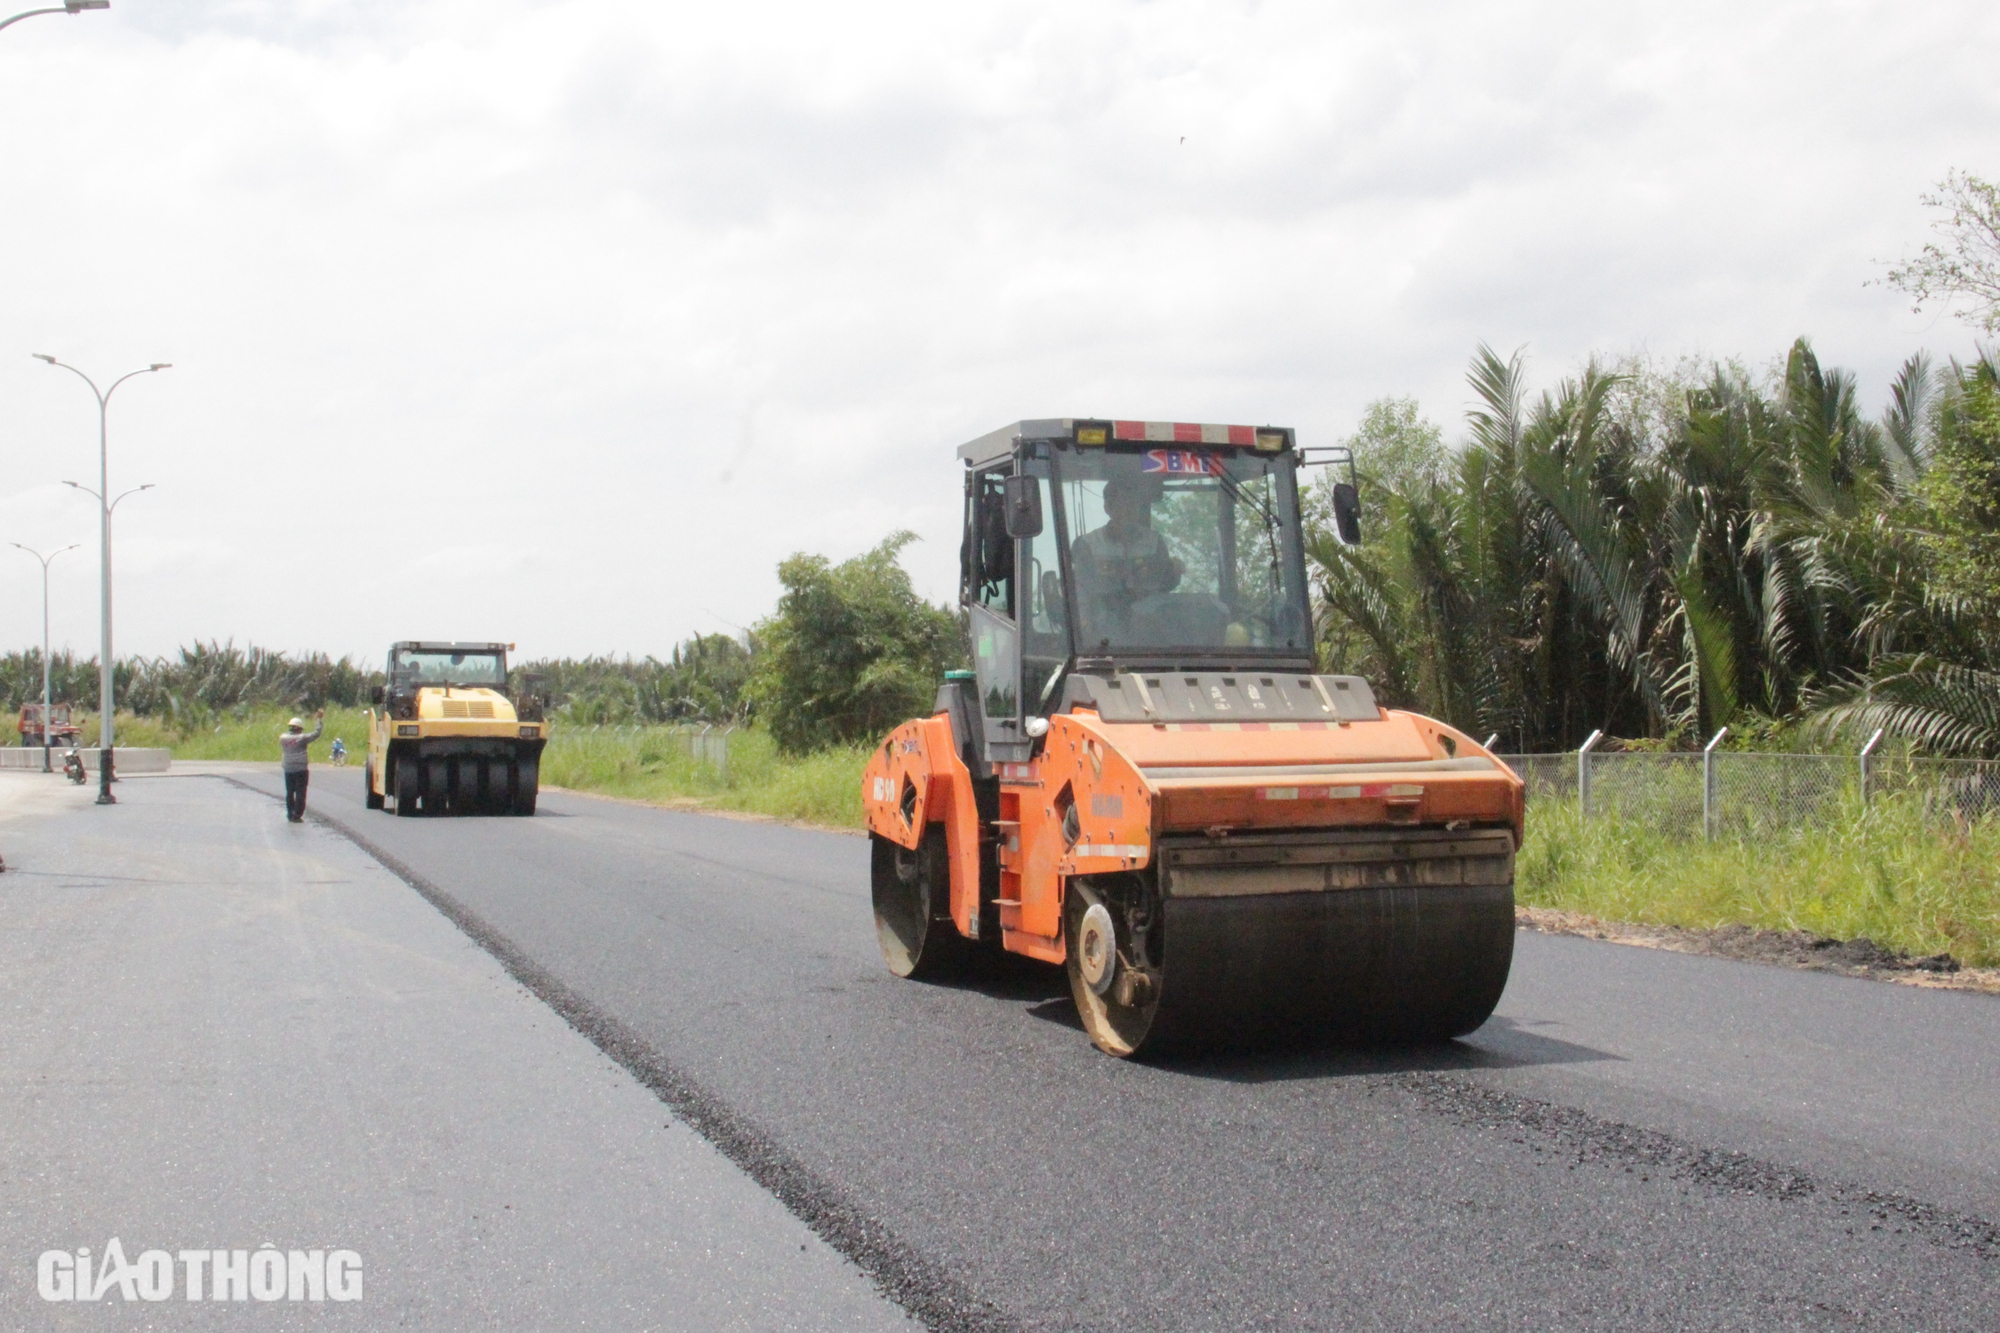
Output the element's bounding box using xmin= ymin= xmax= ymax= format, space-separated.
xmin=1804 ymin=353 xmax=2000 ymax=756
xmin=1310 ymin=339 xmax=1990 ymax=753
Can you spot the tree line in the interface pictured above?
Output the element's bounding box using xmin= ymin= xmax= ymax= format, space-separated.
xmin=0 ymin=637 xmax=763 ymax=733
xmin=0 ymin=642 xmax=380 ymax=729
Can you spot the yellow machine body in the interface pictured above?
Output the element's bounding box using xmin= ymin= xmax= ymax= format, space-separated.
xmin=363 ymin=641 xmax=546 ymax=817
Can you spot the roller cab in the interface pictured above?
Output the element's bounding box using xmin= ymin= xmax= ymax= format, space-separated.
xmin=364 ymin=641 xmax=547 ymax=816
xmin=863 ymin=419 xmax=1524 ymax=1056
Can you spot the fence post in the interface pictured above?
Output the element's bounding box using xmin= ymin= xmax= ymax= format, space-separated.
xmin=1578 ymin=729 xmax=1604 ymax=821
xmin=1859 ymin=727 xmax=1884 ymax=808
xmin=1702 ymin=727 xmax=1728 ymax=841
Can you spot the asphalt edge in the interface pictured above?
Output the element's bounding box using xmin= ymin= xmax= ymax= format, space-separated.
xmin=216 ymin=774 xmax=1014 ymax=1333
xmin=1403 ymin=1073 xmax=2000 ymax=1260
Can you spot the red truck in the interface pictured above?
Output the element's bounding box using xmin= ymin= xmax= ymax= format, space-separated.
xmin=19 ymin=702 xmax=81 ymax=748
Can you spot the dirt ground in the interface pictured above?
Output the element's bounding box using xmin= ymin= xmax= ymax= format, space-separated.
xmin=1517 ymin=906 xmax=2000 ymax=995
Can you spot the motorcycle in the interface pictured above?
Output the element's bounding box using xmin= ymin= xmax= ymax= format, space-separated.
xmin=61 ymin=747 xmax=86 ymax=785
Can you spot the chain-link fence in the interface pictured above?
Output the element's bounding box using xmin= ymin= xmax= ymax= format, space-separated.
xmin=685 ymin=724 xmax=733 ymax=775
xmin=574 ymin=722 xmax=735 ymax=776
xmin=1499 ymin=749 xmax=2000 ymax=839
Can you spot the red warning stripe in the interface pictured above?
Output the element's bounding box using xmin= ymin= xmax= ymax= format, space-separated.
xmin=1111 ymin=421 xmax=1258 ymax=446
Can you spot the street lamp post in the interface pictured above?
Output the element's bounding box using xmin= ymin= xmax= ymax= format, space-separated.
xmin=0 ymin=2 xmax=108 ymax=36
xmin=36 ymin=354 xmax=168 ymax=805
xmin=11 ymin=542 xmax=78 ymax=772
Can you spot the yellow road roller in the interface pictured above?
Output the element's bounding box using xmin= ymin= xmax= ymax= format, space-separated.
xmin=365 ymin=641 xmax=547 ymax=816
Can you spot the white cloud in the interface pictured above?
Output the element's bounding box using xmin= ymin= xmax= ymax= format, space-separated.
xmin=0 ymin=0 xmax=1991 ymax=662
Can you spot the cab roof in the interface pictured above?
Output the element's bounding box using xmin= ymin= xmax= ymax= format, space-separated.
xmin=390 ymin=641 xmax=511 ymax=654
xmin=957 ymin=419 xmax=1294 ymax=468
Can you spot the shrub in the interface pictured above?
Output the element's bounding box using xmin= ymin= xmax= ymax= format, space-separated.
xmin=748 ymin=532 xmax=960 ymax=754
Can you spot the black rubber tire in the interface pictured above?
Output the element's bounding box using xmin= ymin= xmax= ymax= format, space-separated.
xmin=364 ymin=759 xmax=385 ymax=810
xmin=394 ymin=755 xmax=422 ymax=816
xmin=871 ymin=825 xmax=966 ymax=979
xmin=512 ymin=756 xmax=538 ymax=816
xmin=426 ymin=754 xmax=451 ymax=812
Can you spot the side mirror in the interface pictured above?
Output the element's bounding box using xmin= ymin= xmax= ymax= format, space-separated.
xmin=1003 ymin=474 xmax=1043 ymax=539
xmin=1332 ymin=481 xmax=1362 ymax=546
xmin=370 ymin=684 xmax=385 ymax=705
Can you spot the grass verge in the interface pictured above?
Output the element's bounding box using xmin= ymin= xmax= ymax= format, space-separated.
xmin=59 ymin=708 xmax=376 ymax=762
xmin=539 ymin=725 xmax=867 ymax=828
xmin=1518 ymin=794 xmax=2000 ymax=967
xmin=79 ymin=710 xmax=869 ymax=828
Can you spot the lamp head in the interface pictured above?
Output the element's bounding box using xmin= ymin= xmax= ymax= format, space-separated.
xmin=32 ymin=354 xmax=55 ymax=364
xmin=149 ymin=363 xmax=170 ymax=371
xmin=64 ymin=2 xmax=111 ymax=11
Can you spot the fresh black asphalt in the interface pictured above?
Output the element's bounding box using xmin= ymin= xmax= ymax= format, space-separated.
xmin=245 ymin=767 xmax=2000 ymax=1330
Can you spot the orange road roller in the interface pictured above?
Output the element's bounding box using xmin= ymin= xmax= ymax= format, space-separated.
xmin=862 ymin=418 xmax=1523 ymax=1057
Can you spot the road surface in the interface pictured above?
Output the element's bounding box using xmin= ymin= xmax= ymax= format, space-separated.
xmin=0 ymin=770 xmax=911 ymax=1330
xmin=234 ymin=765 xmax=2000 ymax=1331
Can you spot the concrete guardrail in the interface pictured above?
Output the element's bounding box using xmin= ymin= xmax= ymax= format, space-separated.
xmin=0 ymin=747 xmax=172 ymax=773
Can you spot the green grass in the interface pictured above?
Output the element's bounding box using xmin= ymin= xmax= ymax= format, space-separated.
xmin=58 ymin=707 xmax=377 ymax=762
xmin=1519 ymin=794 xmax=2000 ymax=966
xmin=90 ymin=709 xmax=869 ymax=828
xmin=539 ymin=725 xmax=868 ymax=828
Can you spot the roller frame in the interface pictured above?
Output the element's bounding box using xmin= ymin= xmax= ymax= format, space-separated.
xmin=862 ymin=697 xmax=1525 ymax=1055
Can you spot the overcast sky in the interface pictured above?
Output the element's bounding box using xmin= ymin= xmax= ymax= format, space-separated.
xmin=0 ymin=0 xmax=1991 ymax=664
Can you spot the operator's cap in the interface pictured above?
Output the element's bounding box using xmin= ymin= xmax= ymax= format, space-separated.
xmin=288 ymin=717 xmax=304 ymax=729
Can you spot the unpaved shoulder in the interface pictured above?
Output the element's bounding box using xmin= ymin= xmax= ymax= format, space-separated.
xmin=1518 ymin=906 xmax=2000 ymax=994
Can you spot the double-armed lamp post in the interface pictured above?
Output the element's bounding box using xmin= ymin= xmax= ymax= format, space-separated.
xmin=10 ymin=6 xmax=126 ymax=791
xmin=35 ymin=355 xmax=166 ymax=805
